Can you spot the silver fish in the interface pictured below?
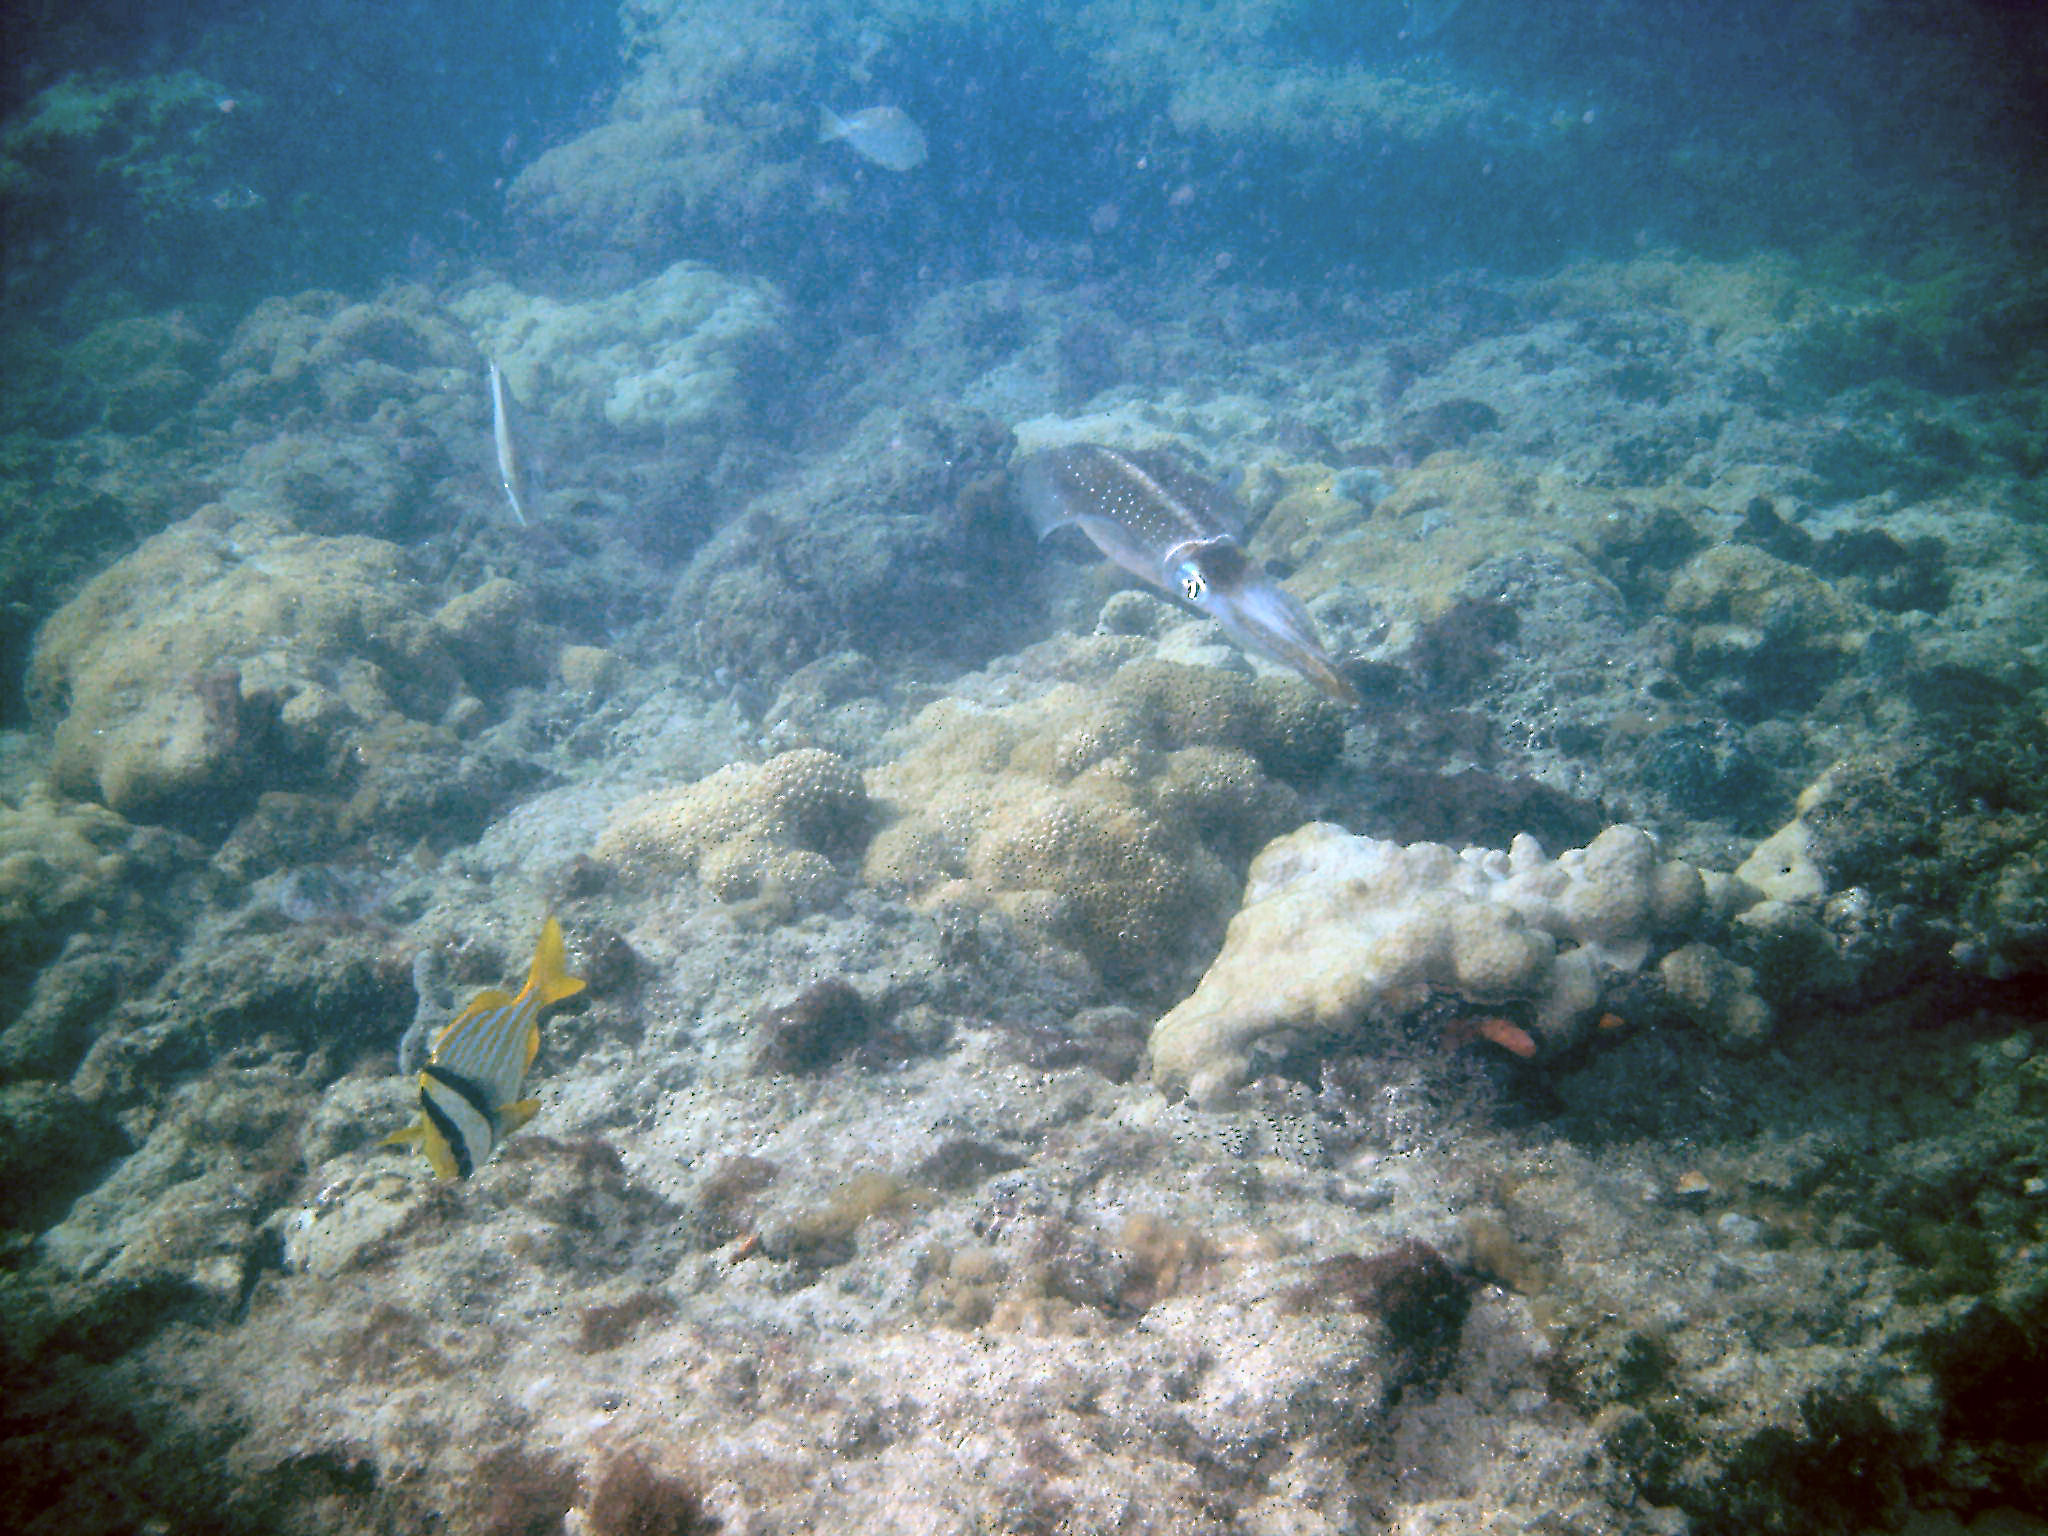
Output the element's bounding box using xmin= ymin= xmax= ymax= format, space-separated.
xmin=1019 ymin=443 xmax=1361 ymax=707
xmin=818 ymin=105 xmax=928 ymax=171
xmin=487 ymin=358 xmax=531 ymax=526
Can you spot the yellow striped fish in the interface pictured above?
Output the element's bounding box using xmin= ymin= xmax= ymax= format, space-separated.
xmin=383 ymin=917 xmax=585 ymax=1179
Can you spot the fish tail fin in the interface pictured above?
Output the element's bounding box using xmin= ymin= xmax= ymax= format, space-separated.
xmin=526 ymin=916 xmax=587 ymax=1007
xmin=818 ymin=105 xmax=846 ymax=143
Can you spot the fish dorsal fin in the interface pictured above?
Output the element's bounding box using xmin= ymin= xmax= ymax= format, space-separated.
xmin=525 ymin=916 xmax=587 ymax=1008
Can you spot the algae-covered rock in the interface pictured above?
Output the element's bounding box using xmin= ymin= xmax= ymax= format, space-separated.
xmin=667 ymin=407 xmax=1024 ymax=689
xmin=1656 ymin=942 xmax=1774 ymax=1052
xmin=1660 ymin=539 xmax=1898 ymax=723
xmin=862 ymin=646 xmax=1343 ymax=989
xmin=205 ymin=287 xmax=476 ymax=427
xmin=0 ymin=787 xmax=147 ymax=974
xmin=1252 ymin=451 xmax=1615 ymax=638
xmin=0 ymin=786 xmax=198 ymax=1079
xmin=65 ymin=312 xmax=215 ymax=434
xmin=453 ymin=261 xmax=790 ymax=442
xmin=431 ymin=576 xmax=554 ymax=689
xmin=1796 ymin=734 xmax=2048 ymax=983
xmin=1149 ymin=820 xmax=1734 ymax=1106
xmin=25 ymin=504 xmax=462 ymax=831
xmin=507 ymin=108 xmax=809 ymax=273
xmin=0 ymin=1080 xmax=128 ymax=1230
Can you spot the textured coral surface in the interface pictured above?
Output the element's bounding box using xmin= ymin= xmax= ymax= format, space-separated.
xmin=4 ymin=5 xmax=2048 ymax=1533
xmin=1149 ymin=821 xmax=1748 ymax=1106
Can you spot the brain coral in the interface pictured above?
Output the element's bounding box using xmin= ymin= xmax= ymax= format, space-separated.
xmin=860 ymin=644 xmax=1345 ymax=989
xmin=595 ymin=749 xmax=871 ymax=916
xmin=1149 ymin=820 xmax=1733 ymax=1107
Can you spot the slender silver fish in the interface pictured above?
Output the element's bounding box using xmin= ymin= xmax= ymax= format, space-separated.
xmin=487 ymin=358 xmax=531 ymax=526
xmin=1019 ymin=443 xmax=1361 ymax=707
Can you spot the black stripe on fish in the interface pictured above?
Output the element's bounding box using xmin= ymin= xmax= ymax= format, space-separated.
xmin=418 ymin=1080 xmax=477 ymax=1179
xmin=424 ymin=1061 xmax=497 ymax=1125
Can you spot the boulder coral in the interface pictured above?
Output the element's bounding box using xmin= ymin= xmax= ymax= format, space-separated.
xmin=23 ymin=503 xmax=537 ymax=841
xmin=1149 ymin=820 xmax=1770 ymax=1107
xmin=861 ymin=645 xmax=1344 ymax=989
xmin=594 ymin=748 xmax=872 ymax=916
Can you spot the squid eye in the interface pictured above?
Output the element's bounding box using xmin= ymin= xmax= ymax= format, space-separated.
xmin=1177 ymin=563 xmax=1208 ymax=603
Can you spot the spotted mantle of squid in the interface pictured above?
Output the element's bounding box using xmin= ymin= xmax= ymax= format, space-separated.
xmin=1018 ymin=443 xmax=1362 ymax=706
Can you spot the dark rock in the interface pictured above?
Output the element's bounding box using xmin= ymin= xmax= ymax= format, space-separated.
xmin=0 ymin=1080 xmax=129 ymax=1230
xmin=1292 ymin=1238 xmax=1474 ymax=1388
xmin=1735 ymin=498 xmax=1814 ymax=564
xmin=748 ymin=978 xmax=874 ymax=1076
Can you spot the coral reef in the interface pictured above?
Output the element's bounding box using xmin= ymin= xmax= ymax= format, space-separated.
xmin=1149 ymin=820 xmax=1770 ymax=1105
xmin=862 ymin=643 xmax=1344 ymax=989
xmin=665 ymin=406 xmax=1024 ymax=689
xmin=24 ymin=504 xmax=551 ymax=844
xmin=5 ymin=26 xmax=2048 ymax=1527
xmin=595 ymin=748 xmax=872 ymax=916
xmin=452 ymin=261 xmax=791 ymax=443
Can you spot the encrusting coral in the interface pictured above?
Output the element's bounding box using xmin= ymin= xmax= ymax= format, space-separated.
xmin=594 ymin=748 xmax=871 ymax=915
xmin=1149 ymin=820 xmax=1774 ymax=1106
xmin=861 ymin=645 xmax=1344 ymax=989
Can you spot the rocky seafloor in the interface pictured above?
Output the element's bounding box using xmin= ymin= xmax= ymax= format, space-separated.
xmin=5 ymin=238 xmax=2045 ymax=1536
xmin=6 ymin=5 xmax=2048 ymax=1534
